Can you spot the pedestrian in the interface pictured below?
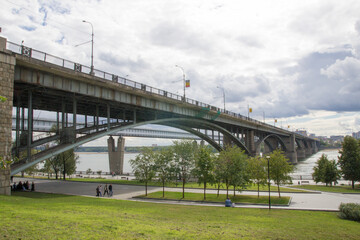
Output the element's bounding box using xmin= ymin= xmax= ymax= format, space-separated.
xmin=225 ymin=198 xmax=232 ymax=207
xmin=31 ymin=182 xmax=35 ymax=191
xmin=109 ymin=184 xmax=113 ymax=197
xmin=99 ymin=185 xmax=103 ymax=197
xmin=103 ymin=184 xmax=109 ymax=197
xmin=96 ymin=186 xmax=100 ymax=197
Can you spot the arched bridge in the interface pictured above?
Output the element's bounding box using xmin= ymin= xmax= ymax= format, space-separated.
xmin=0 ymin=37 xmax=319 ymax=178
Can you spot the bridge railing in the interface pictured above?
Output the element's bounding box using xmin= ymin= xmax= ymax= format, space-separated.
xmin=6 ymin=41 xmax=307 ymax=137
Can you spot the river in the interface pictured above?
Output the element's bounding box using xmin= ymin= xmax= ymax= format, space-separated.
xmin=76 ymin=149 xmax=340 ymax=176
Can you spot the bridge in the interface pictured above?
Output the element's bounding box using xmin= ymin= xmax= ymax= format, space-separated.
xmin=0 ymin=36 xmax=319 ymax=195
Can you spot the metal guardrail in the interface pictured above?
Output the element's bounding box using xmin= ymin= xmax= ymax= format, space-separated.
xmin=6 ymin=41 xmax=312 ymax=138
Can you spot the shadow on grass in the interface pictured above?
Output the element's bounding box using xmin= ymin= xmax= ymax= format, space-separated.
xmin=11 ymin=191 xmax=75 ymax=199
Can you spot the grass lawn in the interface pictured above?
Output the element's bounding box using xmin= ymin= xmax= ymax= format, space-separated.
xmin=138 ymin=191 xmax=290 ymax=205
xmin=1 ymin=192 xmax=360 ymax=239
xmin=291 ymin=184 xmax=360 ymax=193
xmin=66 ymin=177 xmax=307 ymax=193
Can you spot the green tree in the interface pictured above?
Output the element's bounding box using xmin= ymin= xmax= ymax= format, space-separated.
xmin=338 ymin=136 xmax=360 ymax=189
xmin=312 ymin=154 xmax=328 ymax=184
xmin=173 ymin=140 xmax=197 ymax=198
xmin=130 ymin=147 xmax=156 ymax=196
xmin=229 ymin=148 xmax=249 ymax=197
xmin=218 ymin=145 xmax=248 ymax=198
xmin=59 ymin=149 xmax=79 ymax=180
xmin=312 ymin=154 xmax=341 ymax=186
xmin=154 ymin=147 xmax=175 ymax=197
xmin=268 ymin=149 xmax=294 ymax=197
xmin=192 ymin=146 xmax=215 ymax=200
xmin=213 ymin=154 xmax=225 ymax=197
xmin=247 ymin=156 xmax=267 ymax=197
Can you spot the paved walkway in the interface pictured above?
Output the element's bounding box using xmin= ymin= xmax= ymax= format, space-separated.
xmin=13 ymin=177 xmax=360 ymax=211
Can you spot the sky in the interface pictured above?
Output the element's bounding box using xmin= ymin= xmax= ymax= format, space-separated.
xmin=2 ymin=0 xmax=360 ymax=146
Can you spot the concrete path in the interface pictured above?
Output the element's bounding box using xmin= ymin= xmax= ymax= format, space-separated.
xmin=13 ymin=177 xmax=360 ymax=211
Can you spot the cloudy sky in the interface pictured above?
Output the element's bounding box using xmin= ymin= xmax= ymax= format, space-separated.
xmin=2 ymin=0 xmax=360 ymax=145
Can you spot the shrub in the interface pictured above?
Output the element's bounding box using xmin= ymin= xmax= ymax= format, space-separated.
xmin=338 ymin=203 xmax=360 ymax=222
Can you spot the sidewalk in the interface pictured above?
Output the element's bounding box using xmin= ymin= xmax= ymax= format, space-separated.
xmin=13 ymin=177 xmax=360 ymax=211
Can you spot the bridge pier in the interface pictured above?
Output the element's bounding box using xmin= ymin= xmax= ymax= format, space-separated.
xmin=297 ymin=148 xmax=306 ymax=159
xmin=107 ymin=136 xmax=125 ymax=175
xmin=0 ymin=37 xmax=15 ymax=195
xmin=283 ymin=134 xmax=297 ymax=164
xmin=245 ymin=130 xmax=256 ymax=156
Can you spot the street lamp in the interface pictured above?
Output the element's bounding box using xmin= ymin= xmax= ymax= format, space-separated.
xmin=82 ymin=20 xmax=94 ymax=75
xmin=217 ymin=86 xmax=226 ymax=111
xmin=266 ymin=155 xmax=271 ymax=210
xmin=175 ymin=65 xmax=186 ymax=101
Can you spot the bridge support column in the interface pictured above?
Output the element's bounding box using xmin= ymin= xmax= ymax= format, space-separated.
xmin=0 ymin=37 xmax=15 ymax=195
xmin=283 ymin=134 xmax=297 ymax=164
xmin=245 ymin=130 xmax=256 ymax=156
xmin=107 ymin=136 xmax=125 ymax=175
xmin=305 ymin=144 xmax=312 ymax=156
xmin=312 ymin=141 xmax=318 ymax=153
xmin=297 ymin=149 xmax=306 ymax=159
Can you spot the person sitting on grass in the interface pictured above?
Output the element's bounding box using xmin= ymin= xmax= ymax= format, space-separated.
xmin=225 ymin=198 xmax=232 ymax=207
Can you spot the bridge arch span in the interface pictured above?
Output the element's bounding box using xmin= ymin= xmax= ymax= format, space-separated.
xmin=255 ymin=134 xmax=288 ymax=155
xmin=11 ymin=117 xmax=249 ymax=175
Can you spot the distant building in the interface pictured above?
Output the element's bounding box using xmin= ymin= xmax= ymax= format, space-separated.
xmin=330 ymin=135 xmax=344 ymax=142
xmin=352 ymin=131 xmax=360 ymax=139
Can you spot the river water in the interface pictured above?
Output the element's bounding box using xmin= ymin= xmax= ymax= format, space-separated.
xmin=76 ymin=149 xmax=340 ymax=176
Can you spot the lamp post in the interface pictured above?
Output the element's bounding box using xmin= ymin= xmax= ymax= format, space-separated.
xmin=217 ymin=86 xmax=226 ymax=111
xmin=82 ymin=20 xmax=94 ymax=75
xmin=266 ymin=155 xmax=271 ymax=210
xmin=175 ymin=65 xmax=186 ymax=101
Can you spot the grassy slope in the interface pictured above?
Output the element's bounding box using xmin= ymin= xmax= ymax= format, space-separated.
xmin=140 ymin=191 xmax=290 ymax=205
xmin=291 ymin=184 xmax=360 ymax=193
xmin=1 ymin=192 xmax=360 ymax=239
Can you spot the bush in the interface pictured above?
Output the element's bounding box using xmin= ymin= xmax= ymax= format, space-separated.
xmin=338 ymin=203 xmax=360 ymax=222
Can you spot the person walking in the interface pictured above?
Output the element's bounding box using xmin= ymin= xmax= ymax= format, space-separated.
xmin=109 ymin=184 xmax=113 ymax=197
xmin=103 ymin=184 xmax=109 ymax=197
xmin=99 ymin=185 xmax=103 ymax=197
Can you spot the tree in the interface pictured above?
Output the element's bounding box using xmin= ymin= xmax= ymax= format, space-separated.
xmin=153 ymin=147 xmax=175 ymax=198
xmin=312 ymin=154 xmax=328 ymax=184
xmin=218 ymin=145 xmax=248 ymax=198
xmin=130 ymin=147 xmax=156 ymax=196
xmin=173 ymin=140 xmax=197 ymax=198
xmin=59 ymin=149 xmax=79 ymax=180
xmin=247 ymin=156 xmax=267 ymax=197
xmin=338 ymin=136 xmax=360 ymax=189
xmin=323 ymin=160 xmax=341 ymax=186
xmin=312 ymin=154 xmax=341 ymax=186
xmin=213 ymin=154 xmax=225 ymax=197
xmin=192 ymin=146 xmax=215 ymax=200
xmin=268 ymin=149 xmax=294 ymax=197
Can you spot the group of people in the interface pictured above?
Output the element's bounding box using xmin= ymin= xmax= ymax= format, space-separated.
xmin=12 ymin=181 xmax=35 ymax=191
xmin=96 ymin=184 xmax=112 ymax=197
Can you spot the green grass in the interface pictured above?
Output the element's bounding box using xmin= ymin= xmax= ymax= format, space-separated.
xmin=139 ymin=191 xmax=290 ymax=205
xmin=66 ymin=177 xmax=307 ymax=192
xmin=1 ymin=192 xmax=360 ymax=239
xmin=291 ymin=184 xmax=360 ymax=193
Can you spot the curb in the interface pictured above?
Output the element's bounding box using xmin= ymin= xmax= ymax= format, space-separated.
xmin=132 ymin=196 xmax=291 ymax=207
